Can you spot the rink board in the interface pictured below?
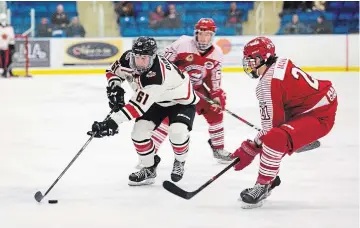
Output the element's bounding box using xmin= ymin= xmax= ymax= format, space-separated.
xmin=12 ymin=34 xmax=360 ymax=75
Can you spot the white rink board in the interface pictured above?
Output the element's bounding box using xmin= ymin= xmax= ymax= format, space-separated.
xmin=43 ymin=34 xmax=359 ymax=69
xmin=0 ymin=72 xmax=358 ymax=228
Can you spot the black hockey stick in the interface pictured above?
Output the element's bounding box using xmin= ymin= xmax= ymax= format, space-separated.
xmin=34 ymin=110 xmax=114 ymax=202
xmin=163 ymin=157 xmax=240 ymax=200
xmin=196 ymin=91 xmax=320 ymax=153
xmin=195 ymin=91 xmax=262 ymax=131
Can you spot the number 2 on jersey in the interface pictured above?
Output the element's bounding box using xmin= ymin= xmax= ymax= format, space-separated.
xmin=291 ymin=67 xmax=319 ymax=90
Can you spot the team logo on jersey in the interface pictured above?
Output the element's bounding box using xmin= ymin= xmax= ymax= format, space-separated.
xmin=1 ymin=34 xmax=8 ymax=40
xmin=185 ymin=54 xmax=194 ymax=62
xmin=204 ymin=61 xmax=214 ymax=70
xmin=146 ymin=71 xmax=156 ymax=78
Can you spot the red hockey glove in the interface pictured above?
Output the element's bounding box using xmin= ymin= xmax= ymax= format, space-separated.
xmin=209 ymin=89 xmax=226 ymax=113
xmin=230 ymin=140 xmax=262 ymax=171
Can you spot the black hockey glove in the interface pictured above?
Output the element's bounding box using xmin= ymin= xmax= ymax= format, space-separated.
xmin=107 ymin=85 xmax=125 ymax=112
xmin=87 ymin=118 xmax=119 ymax=138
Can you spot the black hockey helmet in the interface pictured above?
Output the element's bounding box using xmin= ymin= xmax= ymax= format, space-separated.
xmin=130 ymin=36 xmax=158 ymax=73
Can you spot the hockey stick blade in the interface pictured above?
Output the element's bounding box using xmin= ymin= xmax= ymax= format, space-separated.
xmin=296 ymin=140 xmax=321 ymax=153
xmin=34 ymin=191 xmax=44 ymax=202
xmin=163 ymin=158 xmax=240 ymax=200
xmin=163 ymin=181 xmax=195 ymax=200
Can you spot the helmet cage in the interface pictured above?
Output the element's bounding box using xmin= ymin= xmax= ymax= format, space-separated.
xmin=129 ymin=53 xmax=156 ymax=74
xmin=243 ymin=54 xmax=266 ymax=79
xmin=194 ymin=30 xmax=215 ymax=51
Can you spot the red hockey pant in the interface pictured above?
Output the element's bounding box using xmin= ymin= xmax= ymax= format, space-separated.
xmin=279 ymin=97 xmax=338 ymax=155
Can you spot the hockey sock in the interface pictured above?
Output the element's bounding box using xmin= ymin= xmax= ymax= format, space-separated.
xmin=132 ymin=138 xmax=156 ymax=167
xmin=257 ymin=128 xmax=288 ymax=184
xmin=208 ymin=121 xmax=224 ymax=150
xmin=170 ymin=136 xmax=189 ymax=162
xmin=151 ymin=118 xmax=169 ymax=152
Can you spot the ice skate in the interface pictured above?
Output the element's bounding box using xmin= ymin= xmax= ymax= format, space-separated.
xmin=208 ymin=139 xmax=233 ymax=164
xmin=240 ymin=176 xmax=281 ymax=200
xmin=171 ymin=159 xmax=185 ymax=182
xmin=129 ymin=155 xmax=161 ymax=186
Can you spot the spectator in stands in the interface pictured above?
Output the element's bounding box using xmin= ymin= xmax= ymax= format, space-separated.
xmin=149 ymin=5 xmax=165 ymax=29
xmin=226 ymin=2 xmax=243 ymax=35
xmin=284 ymin=14 xmax=309 ymax=34
xmin=115 ymin=1 xmax=134 ymax=21
xmin=67 ymin=17 xmax=86 ymax=37
xmin=51 ymin=4 xmax=69 ymax=29
xmin=37 ymin=18 xmax=52 ymax=37
xmin=312 ymin=15 xmax=333 ymax=34
xmin=162 ymin=4 xmax=182 ymax=29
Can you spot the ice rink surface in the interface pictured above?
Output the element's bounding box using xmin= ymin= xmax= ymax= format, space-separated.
xmin=0 ymin=72 xmax=359 ymax=228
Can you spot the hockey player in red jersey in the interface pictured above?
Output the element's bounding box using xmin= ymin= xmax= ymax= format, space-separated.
xmin=230 ymin=37 xmax=338 ymax=209
xmin=142 ymin=18 xmax=232 ymax=166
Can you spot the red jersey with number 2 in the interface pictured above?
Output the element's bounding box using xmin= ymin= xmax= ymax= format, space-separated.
xmin=256 ymin=57 xmax=337 ymax=140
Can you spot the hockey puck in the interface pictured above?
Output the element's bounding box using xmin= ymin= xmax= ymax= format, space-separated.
xmin=48 ymin=200 xmax=58 ymax=204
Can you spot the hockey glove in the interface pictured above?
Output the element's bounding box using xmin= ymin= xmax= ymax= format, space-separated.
xmin=107 ymin=85 xmax=125 ymax=112
xmin=209 ymin=89 xmax=226 ymax=113
xmin=87 ymin=118 xmax=119 ymax=138
xmin=231 ymin=140 xmax=262 ymax=171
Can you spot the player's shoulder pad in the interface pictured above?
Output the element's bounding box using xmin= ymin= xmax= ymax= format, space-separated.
xmin=175 ymin=35 xmax=193 ymax=44
xmin=119 ymin=50 xmax=132 ymax=68
xmin=169 ymin=35 xmax=193 ymax=51
xmin=106 ymin=49 xmax=132 ymax=75
xmin=272 ymin=57 xmax=290 ymax=81
xmin=139 ymin=56 xmax=164 ymax=87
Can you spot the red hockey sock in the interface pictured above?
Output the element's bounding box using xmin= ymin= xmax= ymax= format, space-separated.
xmin=257 ymin=128 xmax=289 ymax=184
xmin=208 ymin=121 xmax=224 ymax=150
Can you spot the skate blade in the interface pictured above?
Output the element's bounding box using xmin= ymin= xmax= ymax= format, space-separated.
xmin=128 ymin=178 xmax=155 ymax=186
xmin=239 ymin=199 xmax=264 ymax=209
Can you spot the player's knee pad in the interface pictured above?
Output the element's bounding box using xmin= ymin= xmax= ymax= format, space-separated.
xmin=261 ymin=127 xmax=292 ymax=156
xmin=203 ymin=110 xmax=223 ymax=124
xmin=131 ymin=120 xmax=156 ymax=141
xmin=168 ymin=122 xmax=189 ymax=144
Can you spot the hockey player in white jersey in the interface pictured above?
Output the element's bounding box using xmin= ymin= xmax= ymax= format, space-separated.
xmin=88 ymin=37 xmax=199 ymax=185
xmin=0 ymin=13 xmax=15 ymax=77
xmin=135 ymin=19 xmax=232 ymax=169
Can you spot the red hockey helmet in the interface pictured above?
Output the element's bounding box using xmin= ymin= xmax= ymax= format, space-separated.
xmin=194 ymin=18 xmax=216 ymax=51
xmin=243 ymin=37 xmax=276 ymax=79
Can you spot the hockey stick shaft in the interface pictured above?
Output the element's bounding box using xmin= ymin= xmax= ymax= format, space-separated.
xmin=195 ymin=91 xmax=262 ymax=131
xmin=163 ymin=157 xmax=240 ymax=199
xmin=34 ymin=110 xmax=114 ymax=202
xmin=193 ymin=157 xmax=240 ymax=193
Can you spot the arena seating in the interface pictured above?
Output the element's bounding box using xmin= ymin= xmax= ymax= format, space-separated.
xmin=117 ymin=1 xmax=254 ymax=37
xmin=6 ymin=1 xmax=78 ymax=35
xmin=278 ymin=1 xmax=359 ymax=34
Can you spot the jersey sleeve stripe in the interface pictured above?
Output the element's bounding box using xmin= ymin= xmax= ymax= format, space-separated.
xmin=129 ymin=100 xmax=145 ymax=115
xmin=120 ymin=108 xmax=132 ymax=121
xmin=122 ymin=103 xmax=142 ymax=119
